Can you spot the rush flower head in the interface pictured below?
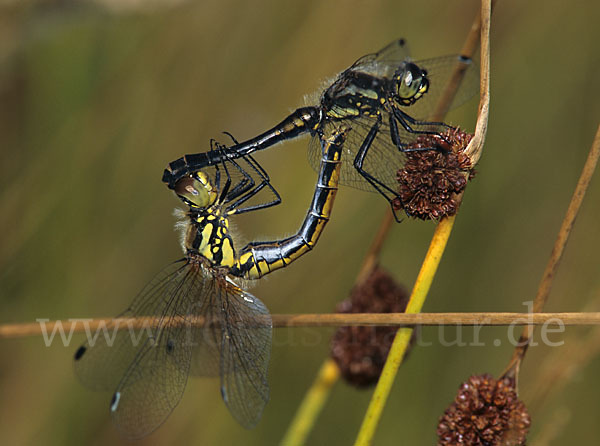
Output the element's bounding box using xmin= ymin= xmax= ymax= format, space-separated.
xmin=437 ymin=374 xmax=531 ymax=446
xmin=330 ymin=266 xmax=410 ymax=387
xmin=394 ymin=128 xmax=475 ymax=220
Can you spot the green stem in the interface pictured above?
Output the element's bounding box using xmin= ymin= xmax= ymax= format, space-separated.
xmin=354 ymin=216 xmax=456 ymax=445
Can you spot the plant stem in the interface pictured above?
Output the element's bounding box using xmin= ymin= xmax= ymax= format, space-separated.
xmin=503 ymin=122 xmax=600 ymax=379
xmin=280 ymin=1 xmax=493 ymax=442
xmin=3 ymin=311 xmax=600 ymax=338
xmin=353 ymin=0 xmax=493 ymax=441
xmin=353 ymin=215 xmax=456 ymax=445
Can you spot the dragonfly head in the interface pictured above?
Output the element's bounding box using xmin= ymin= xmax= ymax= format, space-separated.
xmin=395 ymin=62 xmax=429 ymax=106
xmin=173 ymin=172 xmax=218 ymax=210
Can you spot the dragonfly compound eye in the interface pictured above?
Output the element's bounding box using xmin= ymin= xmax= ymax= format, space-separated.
xmin=396 ymin=62 xmax=429 ymax=105
xmin=174 ymin=172 xmax=217 ymax=209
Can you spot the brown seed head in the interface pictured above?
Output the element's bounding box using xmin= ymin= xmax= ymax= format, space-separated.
xmin=437 ymin=374 xmax=531 ymax=446
xmin=394 ymin=127 xmax=475 ymax=220
xmin=330 ymin=266 xmax=410 ymax=387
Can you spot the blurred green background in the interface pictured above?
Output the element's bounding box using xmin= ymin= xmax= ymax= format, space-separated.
xmin=1 ymin=0 xmax=599 ymax=444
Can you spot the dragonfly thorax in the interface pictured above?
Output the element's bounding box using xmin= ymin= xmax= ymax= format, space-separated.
xmin=183 ymin=209 xmax=236 ymax=269
xmin=321 ymin=71 xmax=386 ymax=120
xmin=173 ymin=172 xmax=237 ymax=268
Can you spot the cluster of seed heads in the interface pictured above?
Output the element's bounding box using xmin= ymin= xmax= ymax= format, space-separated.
xmin=330 ymin=266 xmax=410 ymax=387
xmin=437 ymin=374 xmax=531 ymax=446
xmin=394 ymin=127 xmax=475 ymax=220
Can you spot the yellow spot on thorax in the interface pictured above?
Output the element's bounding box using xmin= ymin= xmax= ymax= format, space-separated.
xmin=220 ymin=238 xmax=235 ymax=267
xmin=198 ymin=223 xmax=214 ymax=260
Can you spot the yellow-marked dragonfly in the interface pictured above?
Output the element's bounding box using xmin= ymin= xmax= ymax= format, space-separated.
xmin=73 ymin=127 xmax=349 ymax=438
xmin=163 ymin=39 xmax=478 ymax=218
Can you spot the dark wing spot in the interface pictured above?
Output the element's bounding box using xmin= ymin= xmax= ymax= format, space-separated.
xmin=74 ymin=345 xmax=87 ymax=360
xmin=166 ymin=339 xmax=175 ymax=354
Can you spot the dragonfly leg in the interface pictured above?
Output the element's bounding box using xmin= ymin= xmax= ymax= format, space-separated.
xmin=395 ymin=108 xmax=451 ymax=129
xmin=225 ymin=157 xmax=282 ymax=215
xmin=391 ymin=108 xmax=452 ymax=153
xmin=353 ymin=116 xmax=404 ymax=222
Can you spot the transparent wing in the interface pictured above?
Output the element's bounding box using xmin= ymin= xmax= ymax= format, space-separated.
xmin=308 ymin=119 xmax=397 ymax=192
xmin=186 ymin=277 xmax=272 ymax=427
xmin=188 ymin=280 xmax=222 ymax=377
xmin=404 ymin=54 xmax=480 ymax=120
xmin=350 ymin=38 xmax=411 ymax=69
xmin=218 ymin=282 xmax=272 ymax=429
xmin=308 ymin=115 xmax=445 ymax=194
xmin=74 ymin=260 xmax=209 ymax=439
xmin=351 ymin=45 xmax=478 ymax=121
xmin=308 ymin=54 xmax=478 ymax=195
xmin=109 ymin=263 xmax=207 ymax=439
xmin=73 ymin=260 xmax=190 ymax=392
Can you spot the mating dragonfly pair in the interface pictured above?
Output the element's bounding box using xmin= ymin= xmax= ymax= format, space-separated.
xmin=73 ymin=39 xmax=478 ymax=438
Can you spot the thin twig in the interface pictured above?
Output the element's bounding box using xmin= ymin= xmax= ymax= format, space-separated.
xmin=275 ymin=312 xmax=599 ymax=327
xmin=503 ymin=123 xmax=600 ymax=379
xmin=463 ymin=0 xmax=492 ymax=164
xmin=2 ymin=312 xmax=599 ymax=339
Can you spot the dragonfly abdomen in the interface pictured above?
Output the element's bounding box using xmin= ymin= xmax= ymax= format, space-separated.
xmin=232 ymin=128 xmax=346 ymax=280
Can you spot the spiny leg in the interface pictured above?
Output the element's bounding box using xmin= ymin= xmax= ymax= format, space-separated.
xmin=176 ymin=136 xmax=280 ymax=215
xmin=389 ymin=113 xmax=439 ymax=154
xmin=216 ymin=142 xmax=281 ymax=214
xmin=218 ymin=134 xmax=263 ymax=202
xmin=217 ymin=156 xmax=233 ymax=204
xmin=394 ymin=107 xmax=450 ymax=129
xmin=225 ymin=157 xmax=281 ymax=214
xmin=225 ymin=162 xmax=255 ymax=202
xmin=390 ymin=108 xmax=452 ymax=154
xmin=212 ymin=141 xmax=273 ymax=212
xmin=221 ymin=135 xmax=281 ymax=213
xmin=353 ymin=116 xmax=404 ymax=222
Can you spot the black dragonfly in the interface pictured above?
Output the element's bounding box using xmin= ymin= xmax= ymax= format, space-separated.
xmin=162 ymin=39 xmax=478 ymax=218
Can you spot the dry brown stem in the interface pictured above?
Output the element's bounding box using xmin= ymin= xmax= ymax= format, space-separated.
xmin=2 ymin=312 xmax=600 ymax=339
xmin=503 ymin=123 xmax=600 ymax=379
